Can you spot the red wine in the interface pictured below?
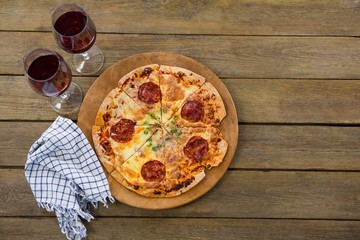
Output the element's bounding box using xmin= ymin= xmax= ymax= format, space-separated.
xmin=54 ymin=11 xmax=86 ymax=36
xmin=28 ymin=55 xmax=58 ymax=80
xmin=54 ymin=11 xmax=96 ymax=53
xmin=27 ymin=54 xmax=71 ymax=97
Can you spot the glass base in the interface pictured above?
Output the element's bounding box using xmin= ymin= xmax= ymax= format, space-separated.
xmin=49 ymin=82 xmax=83 ymax=114
xmin=72 ymin=45 xmax=104 ymax=75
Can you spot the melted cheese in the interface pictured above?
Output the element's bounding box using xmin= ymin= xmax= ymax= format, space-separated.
xmin=163 ymin=125 xmax=227 ymax=168
xmin=161 ymin=74 xmax=185 ymax=101
xmin=160 ymin=74 xmax=200 ymax=123
xmin=118 ymin=129 xmax=164 ymax=187
xmin=110 ymin=126 xmax=151 ymax=162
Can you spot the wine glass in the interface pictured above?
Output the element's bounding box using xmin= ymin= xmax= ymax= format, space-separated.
xmin=23 ymin=48 xmax=83 ymax=114
xmin=51 ymin=3 xmax=104 ymax=75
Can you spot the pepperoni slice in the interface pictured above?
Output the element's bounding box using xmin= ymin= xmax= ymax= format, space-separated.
xmin=184 ymin=136 xmax=209 ymax=161
xmin=110 ymin=118 xmax=136 ymax=143
xmin=138 ymin=82 xmax=161 ymax=104
xmin=181 ymin=100 xmax=204 ymax=122
xmin=141 ymin=160 xmax=165 ymax=182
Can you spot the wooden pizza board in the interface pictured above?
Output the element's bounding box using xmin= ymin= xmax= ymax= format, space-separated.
xmin=78 ymin=52 xmax=238 ymax=209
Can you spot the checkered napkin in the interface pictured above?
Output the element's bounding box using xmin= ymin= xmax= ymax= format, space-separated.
xmin=24 ymin=116 xmax=114 ymax=240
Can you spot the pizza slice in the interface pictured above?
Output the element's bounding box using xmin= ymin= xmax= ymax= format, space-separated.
xmin=94 ymin=88 xmax=159 ymax=126
xmin=110 ymin=128 xmax=165 ymax=196
xmin=160 ymin=131 xmax=206 ymax=196
xmin=93 ymin=118 xmax=160 ymax=167
xmin=118 ymin=64 xmax=162 ymax=123
xmin=159 ymin=65 xmax=205 ymax=124
xmin=165 ymin=82 xmax=226 ymax=128
xmin=164 ymin=122 xmax=228 ymax=169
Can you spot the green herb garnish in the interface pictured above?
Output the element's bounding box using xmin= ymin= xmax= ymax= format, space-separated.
xmin=147 ymin=137 xmax=153 ymax=147
xmin=170 ymin=115 xmax=179 ymax=125
xmin=148 ymin=112 xmax=159 ymax=120
xmin=170 ymin=126 xmax=182 ymax=140
xmin=151 ymin=142 xmax=165 ymax=151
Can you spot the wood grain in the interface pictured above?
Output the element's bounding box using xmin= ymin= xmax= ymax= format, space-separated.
xmin=3 ymin=122 xmax=360 ymax=171
xmin=3 ymin=169 xmax=360 ymax=219
xmin=1 ymin=217 xmax=360 ymax=240
xmin=230 ymin=79 xmax=360 ymax=124
xmin=3 ymin=76 xmax=360 ymax=124
xmin=236 ymin=125 xmax=360 ymax=170
xmin=0 ymin=76 xmax=95 ymax=121
xmin=2 ymin=1 xmax=360 ymax=239
xmin=1 ymin=0 xmax=360 ymax=36
xmin=2 ymin=32 xmax=360 ymax=79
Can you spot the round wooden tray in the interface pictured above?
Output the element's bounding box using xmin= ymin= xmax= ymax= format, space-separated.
xmin=78 ymin=52 xmax=238 ymax=209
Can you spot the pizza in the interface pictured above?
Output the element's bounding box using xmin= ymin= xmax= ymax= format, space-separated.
xmin=92 ymin=64 xmax=228 ymax=197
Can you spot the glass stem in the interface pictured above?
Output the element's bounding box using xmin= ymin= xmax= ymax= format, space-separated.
xmin=81 ymin=51 xmax=90 ymax=61
xmin=58 ymin=86 xmax=71 ymax=100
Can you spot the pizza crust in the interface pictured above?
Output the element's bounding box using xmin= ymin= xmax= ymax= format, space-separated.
xmin=94 ymin=88 xmax=118 ymax=126
xmin=121 ymin=168 xmax=206 ymax=198
xmin=160 ymin=65 xmax=206 ymax=87
xmin=210 ymin=136 xmax=228 ymax=168
xmin=118 ymin=64 xmax=160 ymax=88
xmin=92 ymin=126 xmax=115 ymax=169
xmin=179 ymin=169 xmax=206 ymax=194
xmin=200 ymin=82 xmax=227 ymax=123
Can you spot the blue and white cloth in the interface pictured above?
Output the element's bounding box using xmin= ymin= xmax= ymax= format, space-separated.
xmin=24 ymin=116 xmax=114 ymax=240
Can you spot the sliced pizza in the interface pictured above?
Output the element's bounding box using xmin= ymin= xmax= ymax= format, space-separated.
xmin=111 ymin=128 xmax=165 ymax=196
xmin=118 ymin=64 xmax=162 ymax=123
xmin=166 ymin=82 xmax=226 ymax=128
xmin=92 ymin=64 xmax=228 ymax=198
xmin=164 ymin=122 xmax=228 ymax=168
xmin=159 ymin=65 xmax=205 ymax=123
xmin=92 ymin=119 xmax=159 ymax=168
xmin=160 ymin=131 xmax=206 ymax=196
xmin=94 ymin=88 xmax=159 ymax=126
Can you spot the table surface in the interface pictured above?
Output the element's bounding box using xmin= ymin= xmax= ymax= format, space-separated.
xmin=1 ymin=1 xmax=360 ymax=239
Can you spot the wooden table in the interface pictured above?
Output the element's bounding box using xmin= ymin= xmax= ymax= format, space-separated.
xmin=1 ymin=1 xmax=360 ymax=239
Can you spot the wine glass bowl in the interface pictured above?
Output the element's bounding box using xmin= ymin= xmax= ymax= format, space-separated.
xmin=53 ymin=7 xmax=96 ymax=54
xmin=52 ymin=3 xmax=104 ymax=75
xmin=24 ymin=48 xmax=83 ymax=114
xmin=24 ymin=48 xmax=71 ymax=97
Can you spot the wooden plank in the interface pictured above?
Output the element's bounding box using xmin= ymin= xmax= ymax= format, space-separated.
xmin=0 ymin=122 xmax=49 ymax=166
xmin=1 ymin=0 xmax=359 ymax=36
xmin=230 ymin=79 xmax=360 ymax=124
xmin=3 ymin=76 xmax=360 ymax=124
xmin=0 ymin=76 xmax=95 ymax=121
xmin=2 ymin=32 xmax=360 ymax=79
xmin=1 ymin=217 xmax=359 ymax=240
xmin=2 ymin=169 xmax=360 ymax=219
xmin=236 ymin=125 xmax=360 ymax=170
xmin=3 ymin=122 xmax=360 ymax=171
